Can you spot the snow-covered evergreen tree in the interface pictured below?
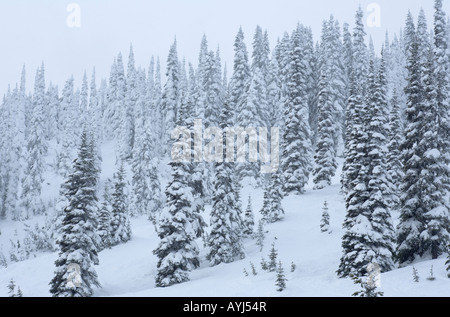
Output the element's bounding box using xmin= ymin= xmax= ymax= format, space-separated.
xmin=49 ymin=131 xmax=101 ymax=297
xmin=110 ymin=162 xmax=132 ymax=246
xmin=97 ymin=180 xmax=113 ymax=251
xmin=207 ymin=100 xmax=245 ymax=266
xmin=20 ymin=64 xmax=48 ymax=217
xmin=262 ymin=171 xmax=284 ymax=223
xmin=161 ymin=39 xmax=180 ymax=153
xmin=397 ymin=4 xmax=450 ymax=263
xmin=320 ymin=201 xmax=331 ymax=233
xmin=281 ymin=24 xmax=313 ymax=195
xmin=275 ymin=261 xmax=287 ymax=292
xmin=386 ymin=89 xmax=404 ymax=210
xmin=243 ymin=195 xmax=255 ymax=237
xmin=153 ymin=98 xmax=201 ymax=287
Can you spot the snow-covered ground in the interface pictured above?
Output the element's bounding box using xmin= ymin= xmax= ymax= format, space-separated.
xmin=0 ymin=151 xmax=448 ymax=297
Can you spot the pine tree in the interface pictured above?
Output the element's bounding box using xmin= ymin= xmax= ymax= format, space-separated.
xmin=7 ymin=279 xmax=16 ymax=297
xmin=110 ymin=163 xmax=132 ymax=246
xmin=97 ymin=180 xmax=113 ymax=251
xmin=313 ymin=67 xmax=338 ymax=189
xmin=275 ymin=261 xmax=287 ymax=292
xmin=207 ymin=100 xmax=245 ymax=266
xmin=230 ymin=27 xmax=251 ymax=125
xmin=338 ymin=55 xmax=395 ymax=277
xmin=243 ymin=195 xmax=255 ymax=236
xmin=161 ymin=39 xmax=180 ymax=151
xmin=153 ymin=100 xmax=201 ymax=287
xmin=341 ymin=7 xmax=369 ymax=195
xmin=363 ymin=57 xmax=396 ymax=272
xmin=20 ymin=64 xmax=48 ymax=217
xmin=386 ymin=89 xmax=403 ymax=210
xmin=262 ymin=172 xmax=284 ymax=223
xmin=268 ymin=243 xmax=278 ymax=272
xmin=320 ymin=201 xmax=330 ymax=233
xmin=57 ymin=77 xmax=76 ymax=177
xmin=49 ymin=131 xmax=101 ymax=297
xmin=281 ymin=24 xmax=313 ymax=195
xmin=255 ymin=220 xmax=265 ymax=252
xmin=412 ymin=267 xmax=419 ymax=282
xmin=397 ymin=6 xmax=450 ymax=263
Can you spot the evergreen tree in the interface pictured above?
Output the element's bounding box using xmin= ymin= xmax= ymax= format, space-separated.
xmin=110 ymin=163 xmax=132 ymax=246
xmin=338 ymin=54 xmax=395 ymax=277
xmin=262 ymin=172 xmax=284 ymax=223
xmin=268 ymin=243 xmax=278 ymax=272
xmin=275 ymin=261 xmax=287 ymax=292
xmin=281 ymin=24 xmax=313 ymax=195
xmin=153 ymin=102 xmax=201 ymax=287
xmin=386 ymin=89 xmax=404 ymax=210
xmin=255 ymin=220 xmax=265 ymax=252
xmin=7 ymin=279 xmax=16 ymax=297
xmin=313 ymin=68 xmax=338 ymax=189
xmin=412 ymin=266 xmax=419 ymax=282
xmin=397 ymin=6 xmax=450 ymax=263
xmin=243 ymin=195 xmax=255 ymax=236
xmin=97 ymin=180 xmax=113 ymax=251
xmin=230 ymin=27 xmax=251 ymax=125
xmin=57 ymin=77 xmax=76 ymax=177
xmin=341 ymin=7 xmax=369 ymax=195
xmin=363 ymin=57 xmax=396 ymax=272
xmin=320 ymin=201 xmax=331 ymax=233
xmin=49 ymin=131 xmax=101 ymax=297
xmin=397 ymin=31 xmax=426 ymax=264
xmin=161 ymin=39 xmax=180 ymax=151
xmin=207 ymin=100 xmax=245 ymax=266
xmin=20 ymin=64 xmax=48 ymax=217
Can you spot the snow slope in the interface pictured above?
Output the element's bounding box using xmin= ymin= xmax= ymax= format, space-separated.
xmin=0 ymin=154 xmax=449 ymax=297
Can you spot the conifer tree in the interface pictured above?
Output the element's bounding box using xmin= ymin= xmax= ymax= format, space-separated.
xmin=97 ymin=180 xmax=113 ymax=251
xmin=262 ymin=172 xmax=284 ymax=223
xmin=320 ymin=201 xmax=330 ymax=233
xmin=110 ymin=163 xmax=132 ymax=246
xmin=268 ymin=243 xmax=278 ymax=272
xmin=275 ymin=261 xmax=287 ymax=292
xmin=207 ymin=100 xmax=245 ymax=266
xmin=153 ymin=100 xmax=201 ymax=287
xmin=281 ymin=24 xmax=313 ymax=195
xmin=20 ymin=64 xmax=48 ymax=217
xmin=243 ymin=195 xmax=255 ymax=236
xmin=386 ymin=90 xmax=403 ymax=210
xmin=255 ymin=220 xmax=265 ymax=252
xmin=49 ymin=131 xmax=101 ymax=297
xmin=397 ymin=5 xmax=450 ymax=263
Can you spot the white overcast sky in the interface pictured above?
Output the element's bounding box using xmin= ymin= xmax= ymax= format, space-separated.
xmin=1 ymin=0 xmax=449 ymax=96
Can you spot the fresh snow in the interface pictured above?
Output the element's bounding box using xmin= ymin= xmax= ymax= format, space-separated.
xmin=0 ymin=148 xmax=448 ymax=297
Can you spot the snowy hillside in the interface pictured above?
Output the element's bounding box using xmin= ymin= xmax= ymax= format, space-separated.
xmin=0 ymin=153 xmax=448 ymax=297
xmin=1 ymin=1 xmax=450 ymax=299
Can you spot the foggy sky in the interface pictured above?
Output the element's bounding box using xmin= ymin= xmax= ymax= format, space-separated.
xmin=0 ymin=0 xmax=448 ymax=96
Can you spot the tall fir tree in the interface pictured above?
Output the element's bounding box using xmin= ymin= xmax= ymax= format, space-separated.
xmin=49 ymin=131 xmax=101 ymax=297
xmin=243 ymin=195 xmax=255 ymax=237
xmin=110 ymin=162 xmax=132 ymax=246
xmin=207 ymin=100 xmax=245 ymax=266
xmin=153 ymin=97 xmax=201 ymax=287
xmin=20 ymin=64 xmax=48 ymax=217
xmin=281 ymin=24 xmax=313 ymax=195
